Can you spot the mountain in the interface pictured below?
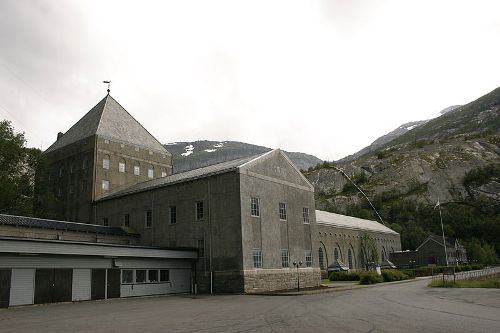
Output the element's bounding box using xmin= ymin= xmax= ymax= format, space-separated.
xmin=304 ymin=87 xmax=500 ymax=258
xmin=165 ymin=140 xmax=322 ymax=173
xmin=341 ymin=105 xmax=462 ymax=162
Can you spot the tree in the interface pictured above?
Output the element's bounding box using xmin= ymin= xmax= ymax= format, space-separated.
xmin=360 ymin=233 xmax=380 ymax=270
xmin=0 ymin=120 xmax=41 ymax=216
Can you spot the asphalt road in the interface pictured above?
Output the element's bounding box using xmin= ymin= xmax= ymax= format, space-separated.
xmin=1 ymin=279 xmax=499 ymax=333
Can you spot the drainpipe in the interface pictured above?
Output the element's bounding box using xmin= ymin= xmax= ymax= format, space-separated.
xmin=208 ymin=179 xmax=213 ymax=294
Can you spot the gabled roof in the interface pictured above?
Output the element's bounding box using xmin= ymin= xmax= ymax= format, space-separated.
xmin=416 ymin=235 xmax=457 ymax=251
xmin=98 ymin=154 xmax=258 ymax=201
xmin=0 ymin=213 xmax=135 ymax=237
xmin=45 ymin=94 xmax=168 ymax=154
xmin=315 ymin=210 xmax=399 ymax=235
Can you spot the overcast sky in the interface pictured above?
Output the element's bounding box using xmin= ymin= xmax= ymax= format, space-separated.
xmin=0 ymin=0 xmax=499 ymax=160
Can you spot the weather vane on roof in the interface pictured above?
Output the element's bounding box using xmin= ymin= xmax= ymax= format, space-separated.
xmin=103 ymin=80 xmax=111 ymax=94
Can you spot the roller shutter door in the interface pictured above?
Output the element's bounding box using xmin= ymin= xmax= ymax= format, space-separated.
xmin=9 ymin=269 xmax=35 ymax=306
xmin=72 ymin=269 xmax=91 ymax=301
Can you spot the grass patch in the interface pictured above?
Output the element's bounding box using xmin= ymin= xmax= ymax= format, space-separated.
xmin=429 ymin=275 xmax=500 ymax=288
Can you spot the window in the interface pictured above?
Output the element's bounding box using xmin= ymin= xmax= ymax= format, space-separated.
xmin=318 ymin=248 xmax=325 ymax=270
xmin=102 ymin=180 xmax=109 ymax=191
xmin=102 ymin=217 xmax=108 ymax=226
xmin=195 ymin=201 xmax=204 ymax=221
xmin=161 ymin=169 xmax=167 ymax=177
xmin=198 ymin=239 xmax=205 ymax=258
xmin=148 ymin=270 xmax=158 ymax=282
xmin=69 ymin=164 xmax=74 ymax=174
xmin=281 ymin=249 xmax=289 ymax=268
xmin=119 ymin=160 xmax=126 ymax=173
xmin=122 ymin=270 xmax=133 ymax=284
xmin=57 ymin=188 xmax=63 ymax=197
xmin=279 ymin=202 xmax=287 ymax=221
xmin=170 ymin=206 xmax=177 ymax=224
xmin=148 ymin=167 xmax=154 ymax=179
xmin=82 ymin=158 xmax=87 ymax=170
xmin=103 ymin=156 xmax=110 ymax=169
xmin=334 ymin=248 xmax=339 ymax=261
xmin=348 ymin=249 xmax=353 ymax=269
xmin=135 ymin=270 xmax=146 ymax=283
xmin=160 ymin=269 xmax=170 ymax=282
xmin=305 ymin=250 xmax=313 ymax=267
xmin=124 ymin=214 xmax=130 ymax=227
xmin=145 ymin=210 xmax=152 ymax=228
xmin=69 ymin=184 xmax=75 ymax=194
xmin=251 ymin=197 xmax=260 ymax=217
xmin=59 ymin=166 xmax=64 ymax=177
xmin=302 ymin=207 xmax=310 ymax=224
xmin=253 ymin=249 xmax=262 ymax=268
xmin=134 ymin=165 xmax=140 ymax=176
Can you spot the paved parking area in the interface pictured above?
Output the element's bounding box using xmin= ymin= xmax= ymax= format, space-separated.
xmin=1 ymin=279 xmax=499 ymax=332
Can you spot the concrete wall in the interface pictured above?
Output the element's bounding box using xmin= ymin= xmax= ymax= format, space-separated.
xmin=239 ymin=151 xmax=321 ymax=292
xmin=317 ymin=223 xmax=401 ymax=272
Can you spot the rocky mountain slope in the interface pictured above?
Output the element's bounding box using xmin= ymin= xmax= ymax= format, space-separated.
xmin=304 ymin=87 xmax=500 ymax=254
xmin=341 ymin=105 xmax=461 ymax=162
xmin=165 ymin=140 xmax=322 ymax=173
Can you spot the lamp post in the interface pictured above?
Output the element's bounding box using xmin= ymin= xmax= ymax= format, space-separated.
xmin=293 ymin=260 xmax=303 ymax=292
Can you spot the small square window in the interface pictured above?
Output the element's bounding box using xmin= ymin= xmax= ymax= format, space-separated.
xmin=281 ymin=249 xmax=289 ymax=268
xmin=279 ymin=202 xmax=287 ymax=221
xmin=253 ymin=249 xmax=262 ymax=268
xmin=102 ymin=180 xmax=109 ymax=191
xmin=148 ymin=168 xmax=154 ymax=179
xmin=103 ymin=158 xmax=110 ymax=170
xmin=195 ymin=201 xmax=204 ymax=221
xmin=251 ymin=197 xmax=260 ymax=217
xmin=134 ymin=165 xmax=140 ymax=176
xmin=305 ymin=250 xmax=313 ymax=267
xmin=161 ymin=170 xmax=167 ymax=177
xmin=135 ymin=269 xmax=146 ymax=283
xmin=148 ymin=269 xmax=158 ymax=283
xmin=170 ymin=206 xmax=177 ymax=224
xmin=303 ymin=207 xmax=310 ymax=224
xmin=122 ymin=270 xmax=133 ymax=284
xmin=119 ymin=162 xmax=126 ymax=173
xmin=145 ymin=210 xmax=152 ymax=228
xmin=160 ymin=269 xmax=170 ymax=282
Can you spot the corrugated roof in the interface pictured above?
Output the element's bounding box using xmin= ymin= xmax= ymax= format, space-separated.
xmin=315 ymin=210 xmax=399 ymax=235
xmin=99 ymin=155 xmax=257 ymax=201
xmin=0 ymin=214 xmax=133 ymax=237
xmin=45 ymin=94 xmax=168 ymax=154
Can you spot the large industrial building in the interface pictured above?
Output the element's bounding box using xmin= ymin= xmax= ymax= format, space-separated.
xmin=0 ymin=93 xmax=401 ymax=307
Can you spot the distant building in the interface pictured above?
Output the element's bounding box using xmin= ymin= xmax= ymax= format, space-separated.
xmin=390 ymin=235 xmax=468 ymax=268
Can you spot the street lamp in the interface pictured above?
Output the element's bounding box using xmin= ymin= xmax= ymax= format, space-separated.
xmin=292 ymin=260 xmax=303 ymax=292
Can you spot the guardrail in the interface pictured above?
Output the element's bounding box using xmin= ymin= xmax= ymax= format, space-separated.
xmin=432 ymin=266 xmax=500 ymax=282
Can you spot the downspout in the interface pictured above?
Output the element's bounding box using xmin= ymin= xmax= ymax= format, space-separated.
xmin=208 ymin=178 xmax=213 ymax=294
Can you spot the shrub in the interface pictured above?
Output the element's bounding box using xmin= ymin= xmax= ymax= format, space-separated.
xmin=381 ymin=269 xmax=410 ymax=282
xmin=329 ymin=271 xmax=361 ymax=281
xmin=359 ymin=272 xmax=383 ymax=285
xmin=471 ymin=264 xmax=484 ymax=270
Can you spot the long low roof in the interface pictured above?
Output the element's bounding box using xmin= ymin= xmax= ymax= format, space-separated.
xmin=315 ymin=210 xmax=399 ymax=235
xmin=0 ymin=237 xmax=198 ymax=259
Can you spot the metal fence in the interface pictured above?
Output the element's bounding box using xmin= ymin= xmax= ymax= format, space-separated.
xmin=432 ymin=266 xmax=500 ymax=282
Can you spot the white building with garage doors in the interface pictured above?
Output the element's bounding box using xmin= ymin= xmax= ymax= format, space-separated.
xmin=0 ymin=214 xmax=197 ymax=308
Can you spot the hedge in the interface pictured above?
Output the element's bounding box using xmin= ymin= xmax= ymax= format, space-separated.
xmin=359 ymin=272 xmax=383 ymax=285
xmin=329 ymin=271 xmax=361 ymax=281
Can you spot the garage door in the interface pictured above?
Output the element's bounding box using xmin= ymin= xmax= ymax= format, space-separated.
xmin=34 ymin=269 xmax=73 ymax=304
xmin=0 ymin=269 xmax=11 ymax=308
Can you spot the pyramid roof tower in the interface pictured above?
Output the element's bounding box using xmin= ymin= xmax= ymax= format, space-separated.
xmin=45 ymin=94 xmax=168 ymax=154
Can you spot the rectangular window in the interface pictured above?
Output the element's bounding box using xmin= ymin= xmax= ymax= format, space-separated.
xmin=134 ymin=165 xmax=140 ymax=176
xmin=119 ymin=162 xmax=125 ymax=173
xmin=161 ymin=171 xmax=167 ymax=177
xmin=145 ymin=210 xmax=152 ymax=228
xmin=251 ymin=197 xmax=260 ymax=217
xmin=281 ymin=249 xmax=289 ymax=268
xmin=195 ymin=201 xmax=204 ymax=221
xmin=102 ymin=180 xmax=109 ymax=191
xmin=148 ymin=168 xmax=154 ymax=179
xmin=305 ymin=250 xmax=313 ymax=267
xmin=148 ymin=270 xmax=158 ymax=283
xmin=170 ymin=206 xmax=177 ymax=224
xmin=135 ymin=269 xmax=146 ymax=283
xmin=198 ymin=239 xmax=205 ymax=258
xmin=122 ymin=270 xmax=133 ymax=284
xmin=160 ymin=269 xmax=170 ymax=282
xmin=303 ymin=207 xmax=310 ymax=224
xmin=103 ymin=158 xmax=110 ymax=170
xmin=102 ymin=217 xmax=108 ymax=226
xmin=124 ymin=214 xmax=130 ymax=227
xmin=279 ymin=202 xmax=287 ymax=221
xmin=253 ymin=248 xmax=262 ymax=268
